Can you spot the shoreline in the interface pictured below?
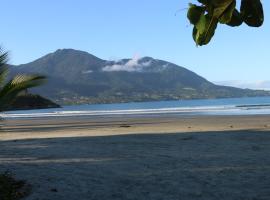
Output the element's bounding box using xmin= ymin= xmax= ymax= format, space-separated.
xmin=1 ymin=114 xmax=270 ymax=141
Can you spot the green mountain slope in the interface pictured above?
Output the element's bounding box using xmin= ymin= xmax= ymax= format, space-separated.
xmin=9 ymin=49 xmax=270 ymax=105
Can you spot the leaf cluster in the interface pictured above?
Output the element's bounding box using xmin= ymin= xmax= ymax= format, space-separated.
xmin=0 ymin=171 xmax=31 ymax=200
xmin=187 ymin=0 xmax=264 ymax=46
xmin=0 ymin=48 xmax=46 ymax=112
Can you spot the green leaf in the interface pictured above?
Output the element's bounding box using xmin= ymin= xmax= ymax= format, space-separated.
xmin=194 ymin=14 xmax=218 ymax=46
xmin=226 ymin=9 xmax=243 ymax=27
xmin=219 ymin=0 xmax=236 ymax=24
xmin=198 ymin=0 xmax=209 ymax=4
xmin=0 ymin=48 xmax=47 ymax=111
xmin=0 ymin=49 xmax=8 ymax=69
xmin=195 ymin=0 xmax=235 ymax=45
xmin=0 ymin=66 xmax=8 ymax=87
xmin=187 ymin=4 xmax=205 ymax=25
xmin=210 ymin=0 xmax=234 ymax=7
xmin=0 ymin=48 xmax=8 ymax=87
xmin=0 ymin=75 xmax=46 ymax=111
xmin=192 ymin=27 xmax=198 ymax=42
xmin=187 ymin=0 xmax=264 ymax=46
xmin=241 ymin=0 xmax=264 ymax=27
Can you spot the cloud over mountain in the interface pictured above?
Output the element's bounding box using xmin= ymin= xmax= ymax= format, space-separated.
xmin=103 ymin=55 xmax=152 ymax=72
xmin=9 ymin=49 xmax=270 ymax=105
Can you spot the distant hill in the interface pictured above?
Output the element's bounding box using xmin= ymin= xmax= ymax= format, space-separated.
xmin=9 ymin=49 xmax=270 ymax=105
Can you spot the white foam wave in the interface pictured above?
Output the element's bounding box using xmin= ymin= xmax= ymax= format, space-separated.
xmin=0 ymin=106 xmax=237 ymax=119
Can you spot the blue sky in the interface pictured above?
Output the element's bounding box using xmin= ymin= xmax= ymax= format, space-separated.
xmin=1 ymin=0 xmax=269 ymax=88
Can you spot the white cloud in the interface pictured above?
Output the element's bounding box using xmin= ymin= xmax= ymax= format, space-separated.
xmin=214 ymin=80 xmax=270 ymax=91
xmin=82 ymin=70 xmax=93 ymax=74
xmin=162 ymin=63 xmax=169 ymax=69
xmin=102 ymin=54 xmax=152 ymax=72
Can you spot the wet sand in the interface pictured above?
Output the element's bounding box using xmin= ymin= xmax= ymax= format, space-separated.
xmin=1 ymin=115 xmax=270 ymax=199
xmin=1 ymin=115 xmax=270 ymax=141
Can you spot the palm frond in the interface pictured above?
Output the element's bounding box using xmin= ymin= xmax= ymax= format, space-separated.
xmin=0 ymin=48 xmax=9 ymax=86
xmin=0 ymin=47 xmax=47 ymax=112
xmin=0 ymin=66 xmax=8 ymax=86
xmin=0 ymin=48 xmax=8 ymax=68
xmin=0 ymin=75 xmax=46 ymax=111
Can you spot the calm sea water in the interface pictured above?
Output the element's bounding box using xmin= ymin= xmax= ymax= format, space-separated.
xmin=2 ymin=96 xmax=270 ymax=119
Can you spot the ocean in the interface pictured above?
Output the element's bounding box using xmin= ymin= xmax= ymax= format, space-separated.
xmin=2 ymin=96 xmax=270 ymax=119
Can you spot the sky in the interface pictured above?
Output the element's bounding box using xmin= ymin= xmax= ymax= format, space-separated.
xmin=1 ymin=0 xmax=270 ymax=89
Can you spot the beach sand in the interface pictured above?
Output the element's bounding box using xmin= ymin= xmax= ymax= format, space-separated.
xmin=1 ymin=115 xmax=270 ymax=199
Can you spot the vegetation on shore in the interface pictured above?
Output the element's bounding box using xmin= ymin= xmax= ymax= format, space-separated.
xmin=6 ymin=94 xmax=60 ymax=111
xmin=0 ymin=48 xmax=46 ymax=199
xmin=0 ymin=48 xmax=46 ymax=112
xmin=0 ymin=172 xmax=31 ymax=200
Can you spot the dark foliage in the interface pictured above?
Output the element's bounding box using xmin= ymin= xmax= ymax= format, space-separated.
xmin=0 ymin=172 xmax=31 ymax=200
xmin=188 ymin=0 xmax=264 ymax=45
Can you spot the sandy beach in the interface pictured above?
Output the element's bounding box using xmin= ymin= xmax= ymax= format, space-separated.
xmin=1 ymin=115 xmax=270 ymax=199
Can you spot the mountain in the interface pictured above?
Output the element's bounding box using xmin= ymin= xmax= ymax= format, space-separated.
xmin=9 ymin=49 xmax=270 ymax=105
